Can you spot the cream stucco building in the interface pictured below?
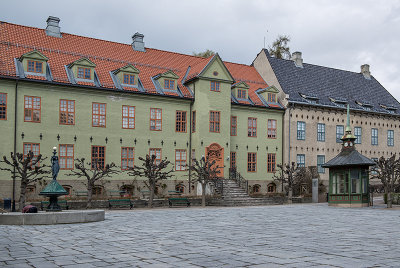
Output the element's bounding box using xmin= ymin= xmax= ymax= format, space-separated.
xmin=253 ymin=50 xmax=400 ymax=185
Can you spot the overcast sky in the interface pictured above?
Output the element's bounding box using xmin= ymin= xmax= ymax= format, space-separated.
xmin=2 ymin=0 xmax=400 ymax=101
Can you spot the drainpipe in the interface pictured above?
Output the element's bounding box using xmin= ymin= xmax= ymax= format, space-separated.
xmin=188 ymin=101 xmax=193 ymax=194
xmin=288 ymin=103 xmax=292 ymax=163
xmin=188 ymin=83 xmax=195 ymax=193
xmin=284 ymin=103 xmax=293 ymax=192
xmin=12 ymin=79 xmax=19 ymax=212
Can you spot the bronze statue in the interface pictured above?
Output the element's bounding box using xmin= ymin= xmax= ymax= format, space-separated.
xmin=51 ymin=147 xmax=59 ymax=180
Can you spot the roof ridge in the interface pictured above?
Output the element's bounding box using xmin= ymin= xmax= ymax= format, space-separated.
xmin=1 ymin=21 xmax=214 ymax=63
xmin=268 ymin=53 xmax=367 ymax=76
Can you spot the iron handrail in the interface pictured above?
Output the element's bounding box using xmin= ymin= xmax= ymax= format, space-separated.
xmin=229 ymin=168 xmax=248 ymax=194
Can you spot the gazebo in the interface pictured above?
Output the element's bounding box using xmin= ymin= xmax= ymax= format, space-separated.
xmin=322 ymin=106 xmax=375 ymax=207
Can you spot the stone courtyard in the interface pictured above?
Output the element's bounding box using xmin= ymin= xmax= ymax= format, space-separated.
xmin=1 ymin=203 xmax=399 ymax=267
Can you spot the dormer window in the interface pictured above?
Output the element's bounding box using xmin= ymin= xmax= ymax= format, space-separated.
xmin=164 ymin=79 xmax=175 ymax=90
xmin=232 ymin=82 xmax=249 ymax=101
xmin=77 ymin=67 xmax=91 ymax=80
xmin=356 ymin=101 xmax=373 ymax=111
xmin=67 ymin=58 xmax=98 ymax=85
xmin=123 ymin=73 xmax=135 ymax=85
xmin=238 ymin=89 xmax=247 ymax=99
xmin=300 ymin=93 xmax=318 ymax=104
xmin=27 ymin=60 xmax=43 ymax=73
xmin=380 ymin=104 xmax=397 ymax=114
xmin=154 ymin=70 xmax=179 ymax=92
xmin=255 ymin=85 xmax=281 ymax=108
xmin=211 ymin=81 xmax=220 ymax=92
xmin=268 ymin=93 xmax=276 ymax=103
xmin=18 ymin=50 xmax=49 ymax=78
xmin=112 ymin=64 xmax=140 ymax=89
xmin=330 ymin=97 xmax=347 ymax=108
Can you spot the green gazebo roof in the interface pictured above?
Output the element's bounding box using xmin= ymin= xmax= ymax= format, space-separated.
xmin=322 ymin=149 xmax=375 ymax=168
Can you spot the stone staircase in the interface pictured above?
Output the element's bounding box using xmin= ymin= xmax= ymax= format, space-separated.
xmin=208 ymin=179 xmax=284 ymax=207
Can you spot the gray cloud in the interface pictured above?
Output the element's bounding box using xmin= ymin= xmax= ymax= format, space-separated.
xmin=2 ymin=0 xmax=400 ymax=101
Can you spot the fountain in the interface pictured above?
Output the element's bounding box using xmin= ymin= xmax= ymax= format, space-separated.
xmin=0 ymin=147 xmax=105 ymax=225
xmin=39 ymin=147 xmax=68 ymax=211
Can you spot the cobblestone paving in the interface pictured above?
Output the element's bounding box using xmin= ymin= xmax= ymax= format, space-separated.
xmin=1 ymin=204 xmax=400 ymax=267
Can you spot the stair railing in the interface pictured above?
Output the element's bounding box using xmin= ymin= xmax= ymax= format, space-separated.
xmin=229 ymin=168 xmax=249 ymax=194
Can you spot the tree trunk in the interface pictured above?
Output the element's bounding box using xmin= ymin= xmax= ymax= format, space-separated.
xmin=288 ymin=188 xmax=293 ymax=204
xmin=148 ymin=183 xmax=154 ymax=208
xmin=387 ymin=191 xmax=392 ymax=208
xmin=201 ymin=183 xmax=206 ymax=207
xmin=87 ymin=183 xmax=93 ymax=209
xmin=19 ymin=181 xmax=27 ymax=211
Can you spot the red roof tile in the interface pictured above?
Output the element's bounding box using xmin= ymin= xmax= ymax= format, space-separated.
xmin=0 ymin=21 xmax=274 ymax=107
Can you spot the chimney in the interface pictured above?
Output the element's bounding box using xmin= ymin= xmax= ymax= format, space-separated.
xmin=291 ymin=52 xmax=303 ymax=68
xmin=361 ymin=64 xmax=371 ymax=79
xmin=45 ymin=16 xmax=61 ymax=38
xmin=132 ymin=32 xmax=145 ymax=52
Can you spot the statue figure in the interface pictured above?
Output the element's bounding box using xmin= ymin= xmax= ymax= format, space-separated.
xmin=51 ymin=149 xmax=60 ymax=181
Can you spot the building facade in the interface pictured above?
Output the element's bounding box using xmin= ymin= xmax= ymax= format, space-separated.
xmin=0 ymin=18 xmax=284 ymax=200
xmin=253 ymin=50 xmax=400 ymax=184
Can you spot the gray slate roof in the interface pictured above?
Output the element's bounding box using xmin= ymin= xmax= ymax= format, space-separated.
xmin=322 ymin=149 xmax=375 ymax=168
xmin=264 ymin=50 xmax=400 ymax=115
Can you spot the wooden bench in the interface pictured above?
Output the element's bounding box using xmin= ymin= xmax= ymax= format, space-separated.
xmin=108 ymin=199 xmax=133 ymax=209
xmin=40 ymin=200 xmax=69 ymax=211
xmin=168 ymin=198 xmax=190 ymax=207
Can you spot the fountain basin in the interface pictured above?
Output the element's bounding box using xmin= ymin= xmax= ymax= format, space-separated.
xmin=0 ymin=210 xmax=105 ymax=225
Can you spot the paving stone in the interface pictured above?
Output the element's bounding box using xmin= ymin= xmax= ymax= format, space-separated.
xmin=1 ymin=204 xmax=400 ymax=267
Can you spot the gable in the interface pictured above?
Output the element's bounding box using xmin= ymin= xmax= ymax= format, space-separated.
xmin=69 ymin=58 xmax=96 ymax=68
xmin=232 ymin=81 xmax=249 ymax=90
xmin=20 ymin=50 xmax=49 ymax=61
xmin=264 ymin=85 xmax=279 ymax=93
xmin=114 ymin=64 xmax=140 ymax=75
xmin=198 ymin=54 xmax=234 ymax=83
xmin=159 ymin=70 xmax=179 ymax=79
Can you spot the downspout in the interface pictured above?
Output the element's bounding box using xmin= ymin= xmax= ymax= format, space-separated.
xmin=188 ymin=82 xmax=195 ymax=194
xmin=288 ymin=103 xmax=292 ymax=163
xmin=188 ymin=100 xmax=193 ymax=194
xmin=12 ymin=79 xmax=19 ymax=212
xmin=285 ymin=103 xmax=292 ymax=192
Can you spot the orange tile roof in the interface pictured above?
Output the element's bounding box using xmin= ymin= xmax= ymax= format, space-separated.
xmin=0 ymin=21 xmax=279 ymax=108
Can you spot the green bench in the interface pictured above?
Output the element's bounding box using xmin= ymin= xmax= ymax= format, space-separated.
xmin=108 ymin=199 xmax=133 ymax=209
xmin=168 ymin=198 xmax=190 ymax=207
xmin=40 ymin=200 xmax=69 ymax=211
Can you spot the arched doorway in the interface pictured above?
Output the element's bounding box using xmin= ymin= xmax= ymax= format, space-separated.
xmin=206 ymin=143 xmax=224 ymax=178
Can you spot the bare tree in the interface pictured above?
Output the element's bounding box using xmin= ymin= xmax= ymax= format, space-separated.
xmin=273 ymin=162 xmax=298 ymax=204
xmin=292 ymin=166 xmax=322 ymax=196
xmin=190 ymin=155 xmax=221 ymax=207
xmin=370 ymin=154 xmax=400 ymax=208
xmin=192 ymin=49 xmax=215 ymax=58
xmin=268 ymin=35 xmax=291 ymax=59
xmin=0 ymin=152 xmax=50 ymax=210
xmin=128 ymin=154 xmax=174 ymax=208
xmin=67 ymin=158 xmax=120 ymax=208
